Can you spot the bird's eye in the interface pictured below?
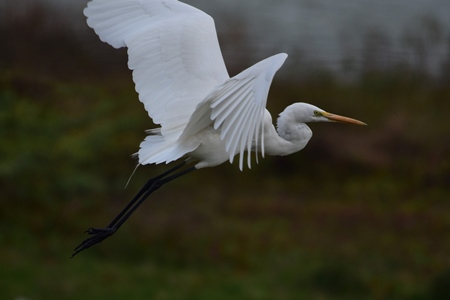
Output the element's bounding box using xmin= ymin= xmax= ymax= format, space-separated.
xmin=313 ymin=110 xmax=322 ymax=117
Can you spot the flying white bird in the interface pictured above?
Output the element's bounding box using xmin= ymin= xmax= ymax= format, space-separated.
xmin=73 ymin=0 xmax=366 ymax=257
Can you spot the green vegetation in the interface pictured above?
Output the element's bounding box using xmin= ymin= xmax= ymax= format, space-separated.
xmin=1 ymin=2 xmax=450 ymax=299
xmin=2 ymin=67 xmax=450 ymax=299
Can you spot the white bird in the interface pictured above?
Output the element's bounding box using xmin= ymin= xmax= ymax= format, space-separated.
xmin=73 ymin=0 xmax=366 ymax=257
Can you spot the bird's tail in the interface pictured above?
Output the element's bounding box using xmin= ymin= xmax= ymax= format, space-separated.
xmin=136 ymin=128 xmax=196 ymax=166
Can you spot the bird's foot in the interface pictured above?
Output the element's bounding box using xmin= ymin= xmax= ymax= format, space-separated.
xmin=71 ymin=227 xmax=116 ymax=258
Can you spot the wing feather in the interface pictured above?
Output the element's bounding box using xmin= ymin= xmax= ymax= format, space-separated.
xmin=212 ymin=53 xmax=287 ymax=169
xmin=181 ymin=53 xmax=287 ymax=170
xmin=84 ymin=0 xmax=229 ymax=141
xmin=224 ymin=97 xmax=254 ymax=156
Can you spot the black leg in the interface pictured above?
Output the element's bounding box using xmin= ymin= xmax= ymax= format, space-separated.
xmin=71 ymin=162 xmax=196 ymax=258
xmin=110 ymin=166 xmax=196 ymax=230
xmin=107 ymin=160 xmax=187 ymax=228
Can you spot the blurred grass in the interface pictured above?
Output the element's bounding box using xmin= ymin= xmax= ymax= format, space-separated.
xmin=2 ymin=68 xmax=450 ymax=299
xmin=2 ymin=2 xmax=450 ymax=299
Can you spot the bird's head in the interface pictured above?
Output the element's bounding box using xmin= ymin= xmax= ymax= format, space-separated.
xmin=289 ymin=102 xmax=367 ymax=125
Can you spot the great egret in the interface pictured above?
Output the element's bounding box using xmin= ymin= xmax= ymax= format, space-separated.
xmin=72 ymin=0 xmax=366 ymax=257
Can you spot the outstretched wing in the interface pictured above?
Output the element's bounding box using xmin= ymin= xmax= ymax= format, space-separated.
xmin=84 ymin=0 xmax=229 ymax=139
xmin=182 ymin=53 xmax=288 ymax=170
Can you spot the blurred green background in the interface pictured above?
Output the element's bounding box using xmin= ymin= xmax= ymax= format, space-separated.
xmin=1 ymin=1 xmax=450 ymax=299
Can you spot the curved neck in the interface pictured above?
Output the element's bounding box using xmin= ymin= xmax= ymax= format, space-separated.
xmin=277 ymin=122 xmax=311 ymax=143
xmin=260 ymin=110 xmax=313 ymax=157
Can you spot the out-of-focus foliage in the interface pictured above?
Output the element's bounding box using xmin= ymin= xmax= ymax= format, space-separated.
xmin=1 ymin=2 xmax=450 ymax=299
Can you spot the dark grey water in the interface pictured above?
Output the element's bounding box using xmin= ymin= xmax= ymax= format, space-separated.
xmin=190 ymin=0 xmax=450 ymax=78
xmin=3 ymin=0 xmax=450 ymax=78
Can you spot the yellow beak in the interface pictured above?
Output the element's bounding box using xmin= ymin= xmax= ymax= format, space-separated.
xmin=322 ymin=112 xmax=367 ymax=126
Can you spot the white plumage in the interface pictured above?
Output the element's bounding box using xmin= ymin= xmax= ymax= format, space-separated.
xmin=84 ymin=0 xmax=292 ymax=170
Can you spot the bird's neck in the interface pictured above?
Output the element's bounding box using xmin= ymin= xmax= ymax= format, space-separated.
xmin=275 ymin=121 xmax=312 ymax=153
xmin=259 ymin=110 xmax=313 ymax=157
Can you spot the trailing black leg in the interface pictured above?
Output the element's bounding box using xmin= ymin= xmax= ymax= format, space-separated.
xmin=107 ymin=160 xmax=187 ymax=229
xmin=71 ymin=162 xmax=196 ymax=258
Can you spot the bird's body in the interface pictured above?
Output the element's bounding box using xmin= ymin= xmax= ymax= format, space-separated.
xmin=135 ymin=52 xmax=290 ymax=170
xmin=72 ymin=0 xmax=366 ymax=257
xmin=188 ymin=125 xmax=233 ymax=169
